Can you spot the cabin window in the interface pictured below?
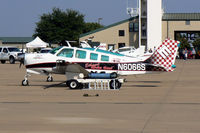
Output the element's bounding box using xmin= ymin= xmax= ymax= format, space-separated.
xmin=76 ymin=50 xmax=86 ymax=59
xmin=57 ymin=48 xmax=74 ymax=58
xmin=90 ymin=53 xmax=98 ymax=60
xmin=101 ymin=55 xmax=109 ymax=61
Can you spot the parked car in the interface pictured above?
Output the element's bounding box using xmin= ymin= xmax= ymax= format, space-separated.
xmin=0 ymin=46 xmax=24 ymax=64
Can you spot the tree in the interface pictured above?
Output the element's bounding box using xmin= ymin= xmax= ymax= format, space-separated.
xmin=176 ymin=33 xmax=190 ymax=49
xmin=33 ymin=8 xmax=85 ymax=44
xmin=33 ymin=8 xmax=104 ymax=45
xmin=83 ymin=22 xmax=104 ymax=33
xmin=193 ymin=38 xmax=200 ymax=49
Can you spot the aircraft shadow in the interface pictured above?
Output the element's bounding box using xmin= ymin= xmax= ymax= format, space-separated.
xmin=126 ymin=80 xmax=161 ymax=83
xmin=43 ymin=81 xmax=68 ymax=89
xmin=123 ymin=85 xmax=158 ymax=88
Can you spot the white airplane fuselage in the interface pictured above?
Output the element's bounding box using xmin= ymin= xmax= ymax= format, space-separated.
xmin=25 ymin=46 xmax=153 ymax=76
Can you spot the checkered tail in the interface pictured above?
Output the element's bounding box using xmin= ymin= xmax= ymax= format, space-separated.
xmin=149 ymin=39 xmax=180 ymax=72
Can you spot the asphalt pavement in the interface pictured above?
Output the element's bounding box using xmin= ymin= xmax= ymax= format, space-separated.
xmin=0 ymin=60 xmax=200 ymax=133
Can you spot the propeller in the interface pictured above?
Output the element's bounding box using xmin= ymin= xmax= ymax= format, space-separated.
xmin=19 ymin=58 xmax=24 ymax=68
xmin=19 ymin=54 xmax=25 ymax=68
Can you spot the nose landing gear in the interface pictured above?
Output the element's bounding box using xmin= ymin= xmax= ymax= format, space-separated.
xmin=46 ymin=75 xmax=53 ymax=82
xmin=22 ymin=73 xmax=30 ymax=86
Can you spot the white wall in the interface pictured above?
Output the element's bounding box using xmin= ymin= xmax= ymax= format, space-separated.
xmin=147 ymin=0 xmax=162 ymax=49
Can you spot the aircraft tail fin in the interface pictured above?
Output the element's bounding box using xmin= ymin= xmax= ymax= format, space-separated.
xmin=149 ymin=39 xmax=180 ymax=72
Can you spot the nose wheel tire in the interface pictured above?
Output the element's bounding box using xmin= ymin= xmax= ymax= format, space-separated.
xmin=22 ymin=79 xmax=29 ymax=86
xmin=47 ymin=76 xmax=53 ymax=82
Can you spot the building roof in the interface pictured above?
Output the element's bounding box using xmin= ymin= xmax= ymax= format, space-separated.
xmin=163 ymin=13 xmax=200 ymax=21
xmin=80 ymin=16 xmax=138 ymax=38
xmin=80 ymin=13 xmax=200 ymax=38
xmin=0 ymin=37 xmax=33 ymax=44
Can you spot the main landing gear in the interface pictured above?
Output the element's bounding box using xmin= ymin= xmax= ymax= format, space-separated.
xmin=21 ymin=73 xmax=53 ymax=86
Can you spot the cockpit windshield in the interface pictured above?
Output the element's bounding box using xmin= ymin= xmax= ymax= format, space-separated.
xmin=49 ymin=46 xmax=63 ymax=55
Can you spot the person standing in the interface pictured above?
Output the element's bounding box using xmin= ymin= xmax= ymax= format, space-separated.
xmin=184 ymin=48 xmax=188 ymax=60
xmin=192 ymin=48 xmax=196 ymax=59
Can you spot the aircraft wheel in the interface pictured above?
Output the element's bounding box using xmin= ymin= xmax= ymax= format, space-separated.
xmin=47 ymin=76 xmax=53 ymax=82
xmin=22 ymin=79 xmax=29 ymax=86
xmin=68 ymin=80 xmax=80 ymax=89
xmin=109 ymin=80 xmax=121 ymax=89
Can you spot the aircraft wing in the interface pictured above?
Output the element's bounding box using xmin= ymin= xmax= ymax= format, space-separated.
xmin=65 ymin=64 xmax=89 ymax=76
xmin=53 ymin=60 xmax=89 ymax=76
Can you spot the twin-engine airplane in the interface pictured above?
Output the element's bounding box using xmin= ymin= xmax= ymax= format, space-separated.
xmin=22 ymin=39 xmax=180 ymax=89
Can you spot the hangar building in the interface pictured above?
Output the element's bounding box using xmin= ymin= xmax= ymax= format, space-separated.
xmin=80 ymin=13 xmax=200 ymax=50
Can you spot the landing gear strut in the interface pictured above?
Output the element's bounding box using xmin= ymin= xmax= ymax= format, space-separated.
xmin=47 ymin=75 xmax=53 ymax=82
xmin=22 ymin=73 xmax=30 ymax=86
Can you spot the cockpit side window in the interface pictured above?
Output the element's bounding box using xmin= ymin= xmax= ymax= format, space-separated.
xmin=101 ymin=55 xmax=109 ymax=61
xmin=75 ymin=50 xmax=86 ymax=59
xmin=90 ymin=53 xmax=98 ymax=60
xmin=57 ymin=48 xmax=74 ymax=58
xmin=49 ymin=46 xmax=63 ymax=55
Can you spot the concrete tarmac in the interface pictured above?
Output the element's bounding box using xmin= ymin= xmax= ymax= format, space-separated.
xmin=0 ymin=60 xmax=200 ymax=133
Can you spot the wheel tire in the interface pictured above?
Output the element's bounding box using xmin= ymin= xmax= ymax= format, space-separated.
xmin=9 ymin=56 xmax=15 ymax=64
xmin=1 ymin=60 xmax=6 ymax=64
xmin=22 ymin=79 xmax=29 ymax=86
xmin=47 ymin=76 xmax=53 ymax=82
xmin=68 ymin=80 xmax=80 ymax=89
xmin=109 ymin=80 xmax=121 ymax=89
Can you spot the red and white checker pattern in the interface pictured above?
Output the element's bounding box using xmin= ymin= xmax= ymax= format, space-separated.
xmin=150 ymin=39 xmax=180 ymax=72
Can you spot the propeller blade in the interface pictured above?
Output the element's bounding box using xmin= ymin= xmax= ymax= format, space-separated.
xmin=19 ymin=58 xmax=24 ymax=68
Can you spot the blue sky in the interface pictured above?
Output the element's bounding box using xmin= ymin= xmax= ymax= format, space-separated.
xmin=0 ymin=0 xmax=200 ymax=37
